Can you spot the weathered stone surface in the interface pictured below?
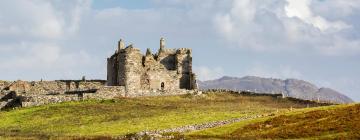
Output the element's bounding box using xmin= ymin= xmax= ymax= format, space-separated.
xmin=0 ymin=79 xmax=203 ymax=109
xmin=107 ymin=38 xmax=198 ymax=96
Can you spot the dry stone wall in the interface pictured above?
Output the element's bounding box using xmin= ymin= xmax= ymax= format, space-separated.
xmin=0 ymin=79 xmax=198 ymax=110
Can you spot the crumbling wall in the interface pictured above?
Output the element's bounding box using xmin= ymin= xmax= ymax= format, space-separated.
xmin=107 ymin=54 xmax=118 ymax=86
xmin=27 ymin=81 xmax=66 ymax=95
xmin=89 ymin=86 xmax=126 ymax=99
xmin=106 ymin=38 xmax=198 ymax=94
xmin=21 ymin=94 xmax=79 ymax=107
xmin=20 ymin=86 xmax=125 ymax=107
xmin=4 ymin=80 xmax=105 ymax=95
xmin=0 ymin=78 xmax=201 ymax=109
xmin=157 ymin=48 xmax=177 ymax=70
xmin=79 ymin=81 xmax=105 ymax=89
xmin=9 ymin=80 xmax=31 ymax=93
xmin=176 ymin=49 xmax=192 ymax=89
xmin=0 ymin=81 xmax=10 ymax=90
xmin=117 ymin=50 xmax=126 ymax=86
xmin=141 ymin=51 xmax=180 ymax=91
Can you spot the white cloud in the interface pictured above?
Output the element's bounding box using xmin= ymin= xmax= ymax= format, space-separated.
xmin=0 ymin=42 xmax=95 ymax=80
xmin=285 ymin=0 xmax=350 ymax=32
xmin=213 ymin=0 xmax=359 ymax=55
xmin=194 ymin=66 xmax=224 ymax=81
xmin=0 ymin=0 xmax=93 ymax=80
xmin=0 ymin=0 xmax=90 ymax=39
xmin=312 ymin=0 xmax=360 ymax=18
xmin=0 ymin=1 xmax=63 ymax=39
xmin=245 ymin=64 xmax=302 ymax=79
xmin=67 ymin=0 xmax=91 ymax=35
xmin=0 ymin=42 xmax=91 ymax=69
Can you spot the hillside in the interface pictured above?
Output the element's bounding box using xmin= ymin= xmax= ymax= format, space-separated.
xmin=0 ymin=91 xmax=325 ymax=139
xmin=199 ymin=76 xmax=353 ymax=103
xmin=187 ymin=103 xmax=360 ymax=139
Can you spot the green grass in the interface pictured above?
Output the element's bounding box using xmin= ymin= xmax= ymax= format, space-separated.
xmin=0 ymin=92 xmax=316 ymax=139
xmin=187 ymin=103 xmax=360 ymax=140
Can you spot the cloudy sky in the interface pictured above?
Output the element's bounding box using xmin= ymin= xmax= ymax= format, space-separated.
xmin=0 ymin=0 xmax=359 ymax=101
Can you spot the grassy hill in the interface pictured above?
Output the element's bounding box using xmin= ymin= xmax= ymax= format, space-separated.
xmin=187 ymin=103 xmax=360 ymax=139
xmin=0 ymin=92 xmax=320 ymax=139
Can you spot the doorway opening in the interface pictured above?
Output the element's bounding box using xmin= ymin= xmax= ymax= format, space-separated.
xmin=161 ymin=82 xmax=165 ymax=91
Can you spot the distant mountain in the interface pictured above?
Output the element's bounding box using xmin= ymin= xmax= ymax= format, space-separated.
xmin=198 ymin=76 xmax=353 ymax=104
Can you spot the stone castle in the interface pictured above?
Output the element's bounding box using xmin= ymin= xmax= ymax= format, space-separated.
xmin=107 ymin=38 xmax=197 ymax=94
xmin=0 ymin=38 xmax=199 ymax=110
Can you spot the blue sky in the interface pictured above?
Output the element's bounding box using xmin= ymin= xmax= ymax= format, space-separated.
xmin=0 ymin=0 xmax=359 ymax=101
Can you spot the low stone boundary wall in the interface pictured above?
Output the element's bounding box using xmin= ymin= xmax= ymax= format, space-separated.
xmin=201 ymin=89 xmax=335 ymax=105
xmin=127 ymin=114 xmax=268 ymax=139
xmin=21 ymin=94 xmax=79 ymax=107
xmin=1 ymin=85 xmax=203 ymax=109
xmin=202 ymin=89 xmax=283 ymax=98
xmin=19 ymin=86 xmax=126 ymax=108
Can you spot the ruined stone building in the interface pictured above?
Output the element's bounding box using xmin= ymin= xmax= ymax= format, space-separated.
xmin=107 ymin=38 xmax=197 ymax=94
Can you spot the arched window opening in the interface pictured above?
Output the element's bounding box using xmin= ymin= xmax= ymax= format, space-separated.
xmin=161 ymin=82 xmax=165 ymax=91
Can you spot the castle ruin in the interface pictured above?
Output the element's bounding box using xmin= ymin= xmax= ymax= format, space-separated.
xmin=0 ymin=38 xmax=199 ymax=110
xmin=107 ymin=38 xmax=197 ymax=94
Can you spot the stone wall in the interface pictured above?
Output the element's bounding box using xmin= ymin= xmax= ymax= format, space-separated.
xmin=176 ymin=49 xmax=193 ymax=89
xmin=117 ymin=50 xmax=126 ymax=86
xmin=91 ymin=86 xmax=126 ymax=99
xmin=157 ymin=48 xmax=177 ymax=70
xmin=0 ymin=81 xmax=124 ymax=108
xmin=4 ymin=80 xmax=105 ymax=95
xmin=21 ymin=94 xmax=79 ymax=107
xmin=0 ymin=79 xmax=198 ymax=109
xmin=107 ymin=53 xmax=118 ymax=86
xmin=0 ymin=81 xmax=10 ymax=89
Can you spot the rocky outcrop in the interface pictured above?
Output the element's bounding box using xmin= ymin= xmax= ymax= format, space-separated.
xmin=199 ymin=76 xmax=353 ymax=104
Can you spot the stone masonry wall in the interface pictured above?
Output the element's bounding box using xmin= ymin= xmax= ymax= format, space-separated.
xmin=176 ymin=49 xmax=192 ymax=89
xmin=5 ymin=80 xmax=105 ymax=95
xmin=106 ymin=38 xmax=197 ymax=96
xmin=0 ymin=80 xmax=198 ymax=109
xmin=107 ymin=55 xmax=117 ymax=86
xmin=117 ymin=50 xmax=126 ymax=86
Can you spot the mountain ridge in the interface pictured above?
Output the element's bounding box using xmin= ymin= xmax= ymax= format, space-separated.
xmin=198 ymin=76 xmax=353 ymax=103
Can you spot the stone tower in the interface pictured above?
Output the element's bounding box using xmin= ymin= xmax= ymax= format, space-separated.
xmin=107 ymin=38 xmax=197 ymax=94
xmin=160 ymin=37 xmax=165 ymax=50
xmin=118 ymin=39 xmax=125 ymax=50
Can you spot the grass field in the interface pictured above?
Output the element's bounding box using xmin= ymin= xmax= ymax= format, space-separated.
xmin=0 ymin=92 xmax=317 ymax=139
xmin=187 ymin=103 xmax=360 ymax=139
